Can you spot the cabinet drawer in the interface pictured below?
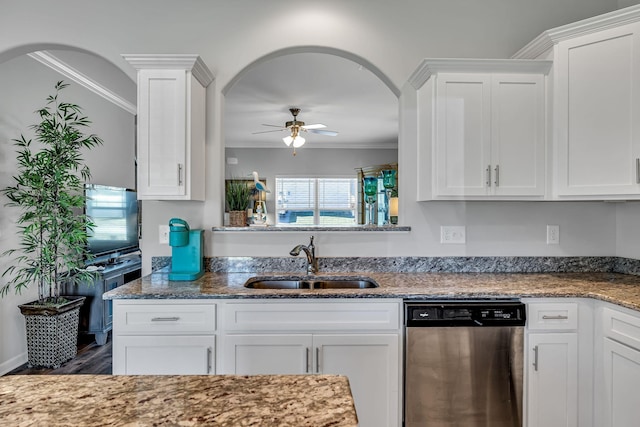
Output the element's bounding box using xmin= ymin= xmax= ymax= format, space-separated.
xmin=527 ymin=302 xmax=578 ymax=330
xmin=114 ymin=301 xmax=216 ymax=334
xmin=603 ymin=307 xmax=640 ymax=351
xmin=223 ymin=300 xmax=400 ymax=331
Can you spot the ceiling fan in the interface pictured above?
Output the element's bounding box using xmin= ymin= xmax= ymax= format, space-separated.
xmin=253 ymin=108 xmax=338 ymax=155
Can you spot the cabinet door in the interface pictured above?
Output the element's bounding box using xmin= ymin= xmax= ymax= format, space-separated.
xmin=555 ymin=22 xmax=640 ymax=197
xmin=491 ymin=74 xmax=545 ymax=196
xmin=602 ymin=338 xmax=640 ymax=427
xmin=435 ymin=73 xmax=492 ymax=197
xmin=527 ymin=333 xmax=578 ymax=427
xmin=222 ymin=334 xmax=312 ymax=375
xmin=314 ymin=334 xmax=400 ymax=427
xmin=113 ymin=335 xmax=215 ymax=375
xmin=137 ymin=69 xmax=187 ymax=198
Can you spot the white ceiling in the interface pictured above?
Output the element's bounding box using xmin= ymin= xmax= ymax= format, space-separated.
xmin=224 ymin=53 xmax=399 ymax=150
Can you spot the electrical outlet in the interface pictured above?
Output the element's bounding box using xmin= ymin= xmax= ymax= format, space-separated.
xmin=159 ymin=225 xmax=170 ymax=244
xmin=441 ymin=226 xmax=466 ymax=244
xmin=547 ymin=225 xmax=559 ymax=245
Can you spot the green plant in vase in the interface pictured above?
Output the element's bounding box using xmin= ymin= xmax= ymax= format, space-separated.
xmin=225 ymin=179 xmax=252 ymax=226
xmin=1 ymin=81 xmax=103 ymax=367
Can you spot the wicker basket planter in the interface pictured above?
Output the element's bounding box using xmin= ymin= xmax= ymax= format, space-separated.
xmin=229 ymin=210 xmax=248 ymax=227
xmin=18 ymin=296 xmax=86 ymax=368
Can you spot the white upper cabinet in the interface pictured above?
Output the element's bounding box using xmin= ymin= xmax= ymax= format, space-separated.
xmin=123 ymin=54 xmax=214 ymax=200
xmin=410 ymin=59 xmax=550 ymax=201
xmin=514 ymin=5 xmax=640 ymax=199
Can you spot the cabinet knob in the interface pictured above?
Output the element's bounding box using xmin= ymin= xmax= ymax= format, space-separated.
xmin=486 ymin=165 xmax=492 ymax=187
xmin=494 ymin=165 xmax=500 ymax=187
xmin=533 ymin=345 xmax=539 ymax=371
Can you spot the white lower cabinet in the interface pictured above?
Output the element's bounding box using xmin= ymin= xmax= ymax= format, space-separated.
xmin=602 ymin=338 xmax=640 ymax=427
xmin=524 ymin=300 xmax=586 ymax=427
xmin=596 ymin=305 xmax=640 ymax=427
xmin=220 ymin=299 xmax=402 ymax=427
xmin=112 ymin=300 xmax=217 ymax=375
xmin=114 ymin=335 xmax=215 ymax=375
xmin=526 ymin=332 xmax=578 ymax=427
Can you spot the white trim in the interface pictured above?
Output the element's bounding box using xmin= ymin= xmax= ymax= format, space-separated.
xmin=513 ymin=4 xmax=640 ymax=58
xmin=407 ymin=58 xmax=552 ymax=90
xmin=0 ymin=351 xmax=27 ymax=376
xmin=121 ymin=54 xmax=215 ymax=87
xmin=28 ymin=51 xmax=137 ymax=115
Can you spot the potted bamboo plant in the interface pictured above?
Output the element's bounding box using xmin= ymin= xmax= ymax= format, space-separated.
xmin=1 ymin=81 xmax=102 ymax=368
xmin=225 ymin=179 xmax=252 ymax=226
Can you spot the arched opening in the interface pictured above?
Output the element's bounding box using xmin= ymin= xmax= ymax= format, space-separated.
xmin=222 ymin=46 xmax=399 ymax=227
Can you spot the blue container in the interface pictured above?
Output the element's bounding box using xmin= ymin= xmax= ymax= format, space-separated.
xmin=169 ymin=218 xmax=190 ymax=247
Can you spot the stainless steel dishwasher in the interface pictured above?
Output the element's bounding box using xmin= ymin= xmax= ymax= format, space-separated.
xmin=404 ymin=300 xmax=526 ymax=427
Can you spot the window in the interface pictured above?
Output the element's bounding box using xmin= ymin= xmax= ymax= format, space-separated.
xmin=276 ymin=177 xmax=357 ymax=226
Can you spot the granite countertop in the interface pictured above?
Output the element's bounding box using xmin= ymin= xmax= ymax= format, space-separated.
xmin=0 ymin=374 xmax=358 ymax=427
xmin=103 ymin=271 xmax=640 ymax=311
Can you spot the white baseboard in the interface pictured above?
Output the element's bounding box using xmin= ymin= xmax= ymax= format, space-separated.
xmin=0 ymin=351 xmax=27 ymax=376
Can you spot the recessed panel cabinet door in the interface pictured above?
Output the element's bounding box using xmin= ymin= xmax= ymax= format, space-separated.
xmin=222 ymin=334 xmax=312 ymax=375
xmin=113 ymin=335 xmax=215 ymax=375
xmin=527 ymin=333 xmax=578 ymax=427
xmin=555 ymin=22 xmax=640 ymax=197
xmin=315 ymin=334 xmax=399 ymax=427
xmin=137 ymin=69 xmax=188 ymax=198
xmin=491 ymin=74 xmax=545 ymax=196
xmin=435 ymin=73 xmax=492 ymax=197
xmin=602 ymin=338 xmax=640 ymax=427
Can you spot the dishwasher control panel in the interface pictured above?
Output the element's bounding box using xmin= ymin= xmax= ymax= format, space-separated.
xmin=405 ymin=301 xmax=526 ymax=327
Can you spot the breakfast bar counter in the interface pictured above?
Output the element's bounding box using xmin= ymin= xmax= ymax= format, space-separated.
xmin=0 ymin=374 xmax=358 ymax=427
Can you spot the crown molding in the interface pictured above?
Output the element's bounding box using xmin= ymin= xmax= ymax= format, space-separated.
xmin=121 ymin=54 xmax=215 ymax=87
xmin=407 ymin=58 xmax=553 ymax=89
xmin=28 ymin=51 xmax=137 ymax=115
xmin=513 ymin=4 xmax=640 ymax=58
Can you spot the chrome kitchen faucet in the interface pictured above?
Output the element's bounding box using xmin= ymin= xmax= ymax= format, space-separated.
xmin=289 ymin=235 xmax=318 ymax=275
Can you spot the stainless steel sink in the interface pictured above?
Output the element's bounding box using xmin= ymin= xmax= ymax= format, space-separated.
xmin=244 ymin=277 xmax=379 ymax=289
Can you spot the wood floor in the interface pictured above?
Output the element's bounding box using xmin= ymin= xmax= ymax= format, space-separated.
xmin=6 ymin=334 xmax=112 ymax=375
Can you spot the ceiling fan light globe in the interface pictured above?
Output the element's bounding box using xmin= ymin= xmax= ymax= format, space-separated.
xmin=283 ymin=135 xmax=293 ymax=146
xmin=293 ymin=136 xmax=306 ymax=148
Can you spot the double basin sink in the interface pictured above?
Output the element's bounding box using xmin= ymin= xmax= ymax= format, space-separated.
xmin=244 ymin=276 xmax=379 ymax=290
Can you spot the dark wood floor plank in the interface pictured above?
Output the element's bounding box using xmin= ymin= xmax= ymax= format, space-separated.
xmin=5 ymin=334 xmax=112 ymax=375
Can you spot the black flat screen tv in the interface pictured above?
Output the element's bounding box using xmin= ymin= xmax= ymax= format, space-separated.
xmin=85 ymin=184 xmax=139 ymax=261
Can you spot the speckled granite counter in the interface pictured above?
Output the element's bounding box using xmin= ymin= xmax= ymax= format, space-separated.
xmin=104 ymin=271 xmax=640 ymax=312
xmin=0 ymin=374 xmax=358 ymax=427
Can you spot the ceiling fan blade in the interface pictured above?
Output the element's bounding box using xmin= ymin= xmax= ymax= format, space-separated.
xmin=261 ymin=124 xmax=285 ymax=128
xmin=252 ymin=129 xmax=285 ymax=134
xmin=302 ymin=123 xmax=326 ymax=130
xmin=308 ymin=129 xmax=338 ymax=136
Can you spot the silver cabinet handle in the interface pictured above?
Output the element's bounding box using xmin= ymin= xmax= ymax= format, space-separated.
xmin=494 ymin=165 xmax=500 ymax=187
xmin=315 ymin=347 xmax=320 ymax=373
xmin=636 ymin=158 xmax=639 ymax=184
xmin=542 ymin=315 xmax=568 ymax=320
xmin=486 ymin=165 xmax=492 ymax=187
xmin=207 ymin=347 xmax=212 ymax=374
xmin=151 ymin=316 xmax=180 ymax=322
xmin=533 ymin=345 xmax=539 ymax=371
xmin=305 ymin=347 xmax=310 ymax=373
xmin=178 ymin=163 xmax=184 ymax=186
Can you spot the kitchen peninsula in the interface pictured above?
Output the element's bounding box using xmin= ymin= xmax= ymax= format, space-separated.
xmin=0 ymin=374 xmax=358 ymax=427
xmin=103 ymin=265 xmax=640 ymax=427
